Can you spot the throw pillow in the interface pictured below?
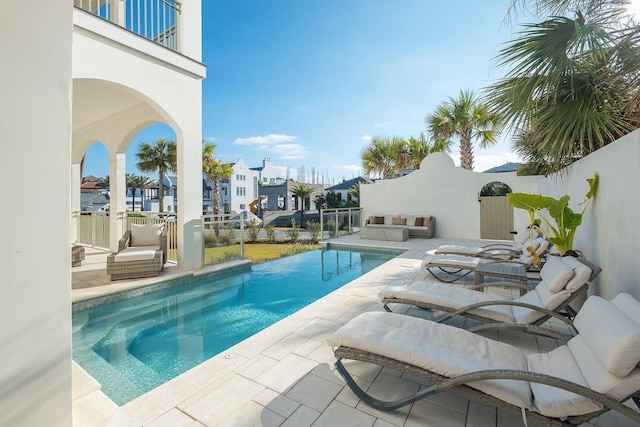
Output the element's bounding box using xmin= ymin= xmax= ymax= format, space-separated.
xmin=391 ymin=217 xmax=406 ymax=226
xmin=423 ymin=216 xmax=433 ymax=226
xmin=414 ymin=217 xmax=424 ymax=226
xmin=373 ymin=216 xmax=385 ymax=224
xmin=368 ymin=216 xmax=376 ymax=224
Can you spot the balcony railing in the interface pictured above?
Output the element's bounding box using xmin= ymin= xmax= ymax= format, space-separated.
xmin=74 ymin=0 xmax=181 ymax=51
xmin=320 ymin=208 xmax=362 ymax=240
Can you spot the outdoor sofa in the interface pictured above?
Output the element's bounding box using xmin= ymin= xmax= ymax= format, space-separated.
xmin=363 ymin=214 xmax=435 ymax=239
xmin=106 ymin=223 xmax=167 ymax=281
xmin=328 ymin=293 xmax=640 ymax=426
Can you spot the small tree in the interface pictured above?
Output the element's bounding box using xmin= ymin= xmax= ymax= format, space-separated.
xmin=246 ymin=219 xmax=260 ymax=243
xmin=286 ymin=219 xmax=300 ymax=243
xmin=307 ymin=221 xmax=321 ymax=244
xmin=264 ymin=222 xmax=277 ymax=243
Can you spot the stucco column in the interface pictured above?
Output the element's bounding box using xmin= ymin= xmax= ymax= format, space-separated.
xmin=178 ymin=0 xmax=202 ymax=61
xmin=109 ymin=152 xmax=127 ymax=252
xmin=176 ymin=125 xmax=203 ymax=270
xmin=71 ymin=162 xmax=82 ymax=243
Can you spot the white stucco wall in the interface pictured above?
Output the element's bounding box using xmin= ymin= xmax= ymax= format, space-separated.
xmin=0 ymin=1 xmax=72 ymax=426
xmin=361 ymin=153 xmax=542 ymax=239
xmin=538 ymin=130 xmax=640 ymax=300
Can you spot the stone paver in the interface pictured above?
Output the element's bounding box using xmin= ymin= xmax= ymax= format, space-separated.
xmin=71 ymin=235 xmax=632 ymax=427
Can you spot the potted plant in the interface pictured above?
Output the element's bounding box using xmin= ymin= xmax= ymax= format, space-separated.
xmin=507 ymin=172 xmax=599 ymax=256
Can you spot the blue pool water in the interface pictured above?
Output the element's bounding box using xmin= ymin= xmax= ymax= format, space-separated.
xmin=72 ymin=247 xmax=398 ymax=405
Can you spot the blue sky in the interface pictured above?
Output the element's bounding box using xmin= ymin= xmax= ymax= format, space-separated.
xmin=84 ymin=0 xmax=541 ymax=183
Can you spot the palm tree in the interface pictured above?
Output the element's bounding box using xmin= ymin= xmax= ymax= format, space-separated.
xmin=426 ymin=90 xmax=502 ymax=171
xmin=291 ymin=182 xmax=312 ymax=224
xmin=202 ymin=142 xmax=232 ymax=215
xmin=360 ymin=136 xmax=408 ymax=179
xmin=348 ymin=182 xmax=362 ymax=206
xmin=136 ymin=138 xmax=177 ymax=213
xmin=406 ymin=132 xmax=453 ymax=170
xmin=127 ymin=174 xmax=153 ymax=211
xmin=488 ymin=4 xmax=640 ymax=174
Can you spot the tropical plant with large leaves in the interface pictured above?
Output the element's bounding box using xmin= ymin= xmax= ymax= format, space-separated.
xmin=491 ymin=1 xmax=640 ymax=174
xmin=426 ymin=90 xmax=503 ymax=171
xmin=507 ymin=172 xmax=598 ymax=255
xmin=202 ymin=142 xmax=232 ymax=215
xmin=136 ymin=138 xmax=177 ymax=213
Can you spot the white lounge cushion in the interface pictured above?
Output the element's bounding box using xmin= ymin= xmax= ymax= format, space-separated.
xmin=379 ymin=281 xmax=514 ymax=323
xmin=435 ymin=245 xmax=485 ymax=256
xmin=574 ymin=296 xmax=640 ymax=377
xmin=327 ymin=312 xmax=532 ymax=409
xmin=568 ymin=334 xmax=640 ymax=400
xmin=515 ymin=227 xmax=540 ymax=244
xmin=422 ymin=254 xmax=483 ymax=269
xmin=114 ymin=246 xmax=159 ymax=262
xmin=540 ymin=256 xmax=575 ymax=293
xmin=528 ymin=345 xmax=603 ymax=418
xmin=130 ymin=223 xmax=163 ymax=247
xmin=612 ymin=293 xmax=640 ymax=324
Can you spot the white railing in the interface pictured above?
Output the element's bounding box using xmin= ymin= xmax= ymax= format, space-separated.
xmin=74 ymin=211 xmax=110 ymax=249
xmin=320 ymin=208 xmax=362 ymax=241
xmin=201 ymin=214 xmax=245 ymax=266
xmin=74 ymin=0 xmax=181 ymax=51
xmin=121 ymin=212 xmax=178 ymax=261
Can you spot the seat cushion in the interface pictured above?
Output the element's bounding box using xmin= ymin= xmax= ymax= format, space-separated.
xmin=528 ymin=345 xmax=603 ymax=418
xmin=328 ymin=312 xmax=532 ymax=409
xmin=574 ymin=296 xmax=640 ymax=377
xmin=379 ymin=281 xmax=515 ymax=323
xmin=114 ymin=246 xmax=159 ymax=262
xmin=422 ymin=254 xmax=483 ymax=269
xmin=435 ymin=245 xmax=483 ymax=256
xmin=130 ymin=223 xmax=163 ymax=246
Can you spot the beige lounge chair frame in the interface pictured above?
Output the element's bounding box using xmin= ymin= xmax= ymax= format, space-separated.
xmin=383 ymin=256 xmax=601 ymax=340
xmin=334 ymin=346 xmax=640 ymax=426
xmin=106 ymin=229 xmax=168 ymax=280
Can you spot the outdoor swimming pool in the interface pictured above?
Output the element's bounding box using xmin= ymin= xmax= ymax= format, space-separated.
xmin=72 ymin=246 xmax=399 ymax=405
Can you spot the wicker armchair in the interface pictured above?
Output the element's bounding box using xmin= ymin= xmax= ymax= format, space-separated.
xmin=107 ymin=224 xmax=168 ymax=281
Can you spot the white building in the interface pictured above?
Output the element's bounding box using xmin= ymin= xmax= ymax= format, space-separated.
xmin=2 ymin=1 xmax=205 ymax=425
xmin=219 ymin=158 xmax=282 ymax=213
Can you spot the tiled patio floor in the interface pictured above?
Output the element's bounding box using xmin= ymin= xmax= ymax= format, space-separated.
xmin=71 ymin=235 xmax=637 ymax=427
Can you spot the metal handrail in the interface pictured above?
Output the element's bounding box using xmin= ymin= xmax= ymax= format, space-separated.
xmin=74 ymin=0 xmax=181 ymax=51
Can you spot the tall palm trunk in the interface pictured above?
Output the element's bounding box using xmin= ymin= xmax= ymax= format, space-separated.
xmin=158 ymin=170 xmax=165 ymax=213
xmin=460 ymin=129 xmax=474 ymax=171
xmin=213 ymin=180 xmax=221 ymax=215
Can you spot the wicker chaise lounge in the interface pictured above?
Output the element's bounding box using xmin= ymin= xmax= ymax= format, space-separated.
xmin=328 ymin=294 xmax=640 ymax=426
xmin=380 ymin=255 xmax=599 ymax=340
xmin=107 ymin=223 xmax=167 ymax=281
xmin=423 ymin=237 xmax=551 ymax=283
xmin=434 ymin=227 xmax=541 ymax=257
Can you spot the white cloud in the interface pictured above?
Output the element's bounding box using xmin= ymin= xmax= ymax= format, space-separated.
xmin=271 ymin=143 xmax=308 ymax=160
xmin=232 ymin=134 xmax=308 ymax=160
xmin=362 ymin=134 xmax=373 ymax=142
xmin=337 ymin=164 xmax=361 ymax=172
xmin=233 ymin=134 xmax=297 ymax=146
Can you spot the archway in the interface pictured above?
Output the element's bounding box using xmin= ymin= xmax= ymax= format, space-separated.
xmin=479 ymin=181 xmax=514 ymax=240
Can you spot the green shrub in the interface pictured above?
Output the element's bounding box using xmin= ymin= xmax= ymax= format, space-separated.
xmin=246 ymin=219 xmax=260 ymax=243
xmin=264 ymin=222 xmax=277 ymax=243
xmin=307 ymin=220 xmax=321 ymax=243
xmin=327 ymin=219 xmax=338 ymax=237
xmin=203 ymin=230 xmax=219 ymax=246
xmin=286 ymin=219 xmax=300 ymax=243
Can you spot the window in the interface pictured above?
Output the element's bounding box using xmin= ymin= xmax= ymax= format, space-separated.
xmin=236 ymin=187 xmax=246 ymax=196
xmin=240 ymin=204 xmax=246 ymax=209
